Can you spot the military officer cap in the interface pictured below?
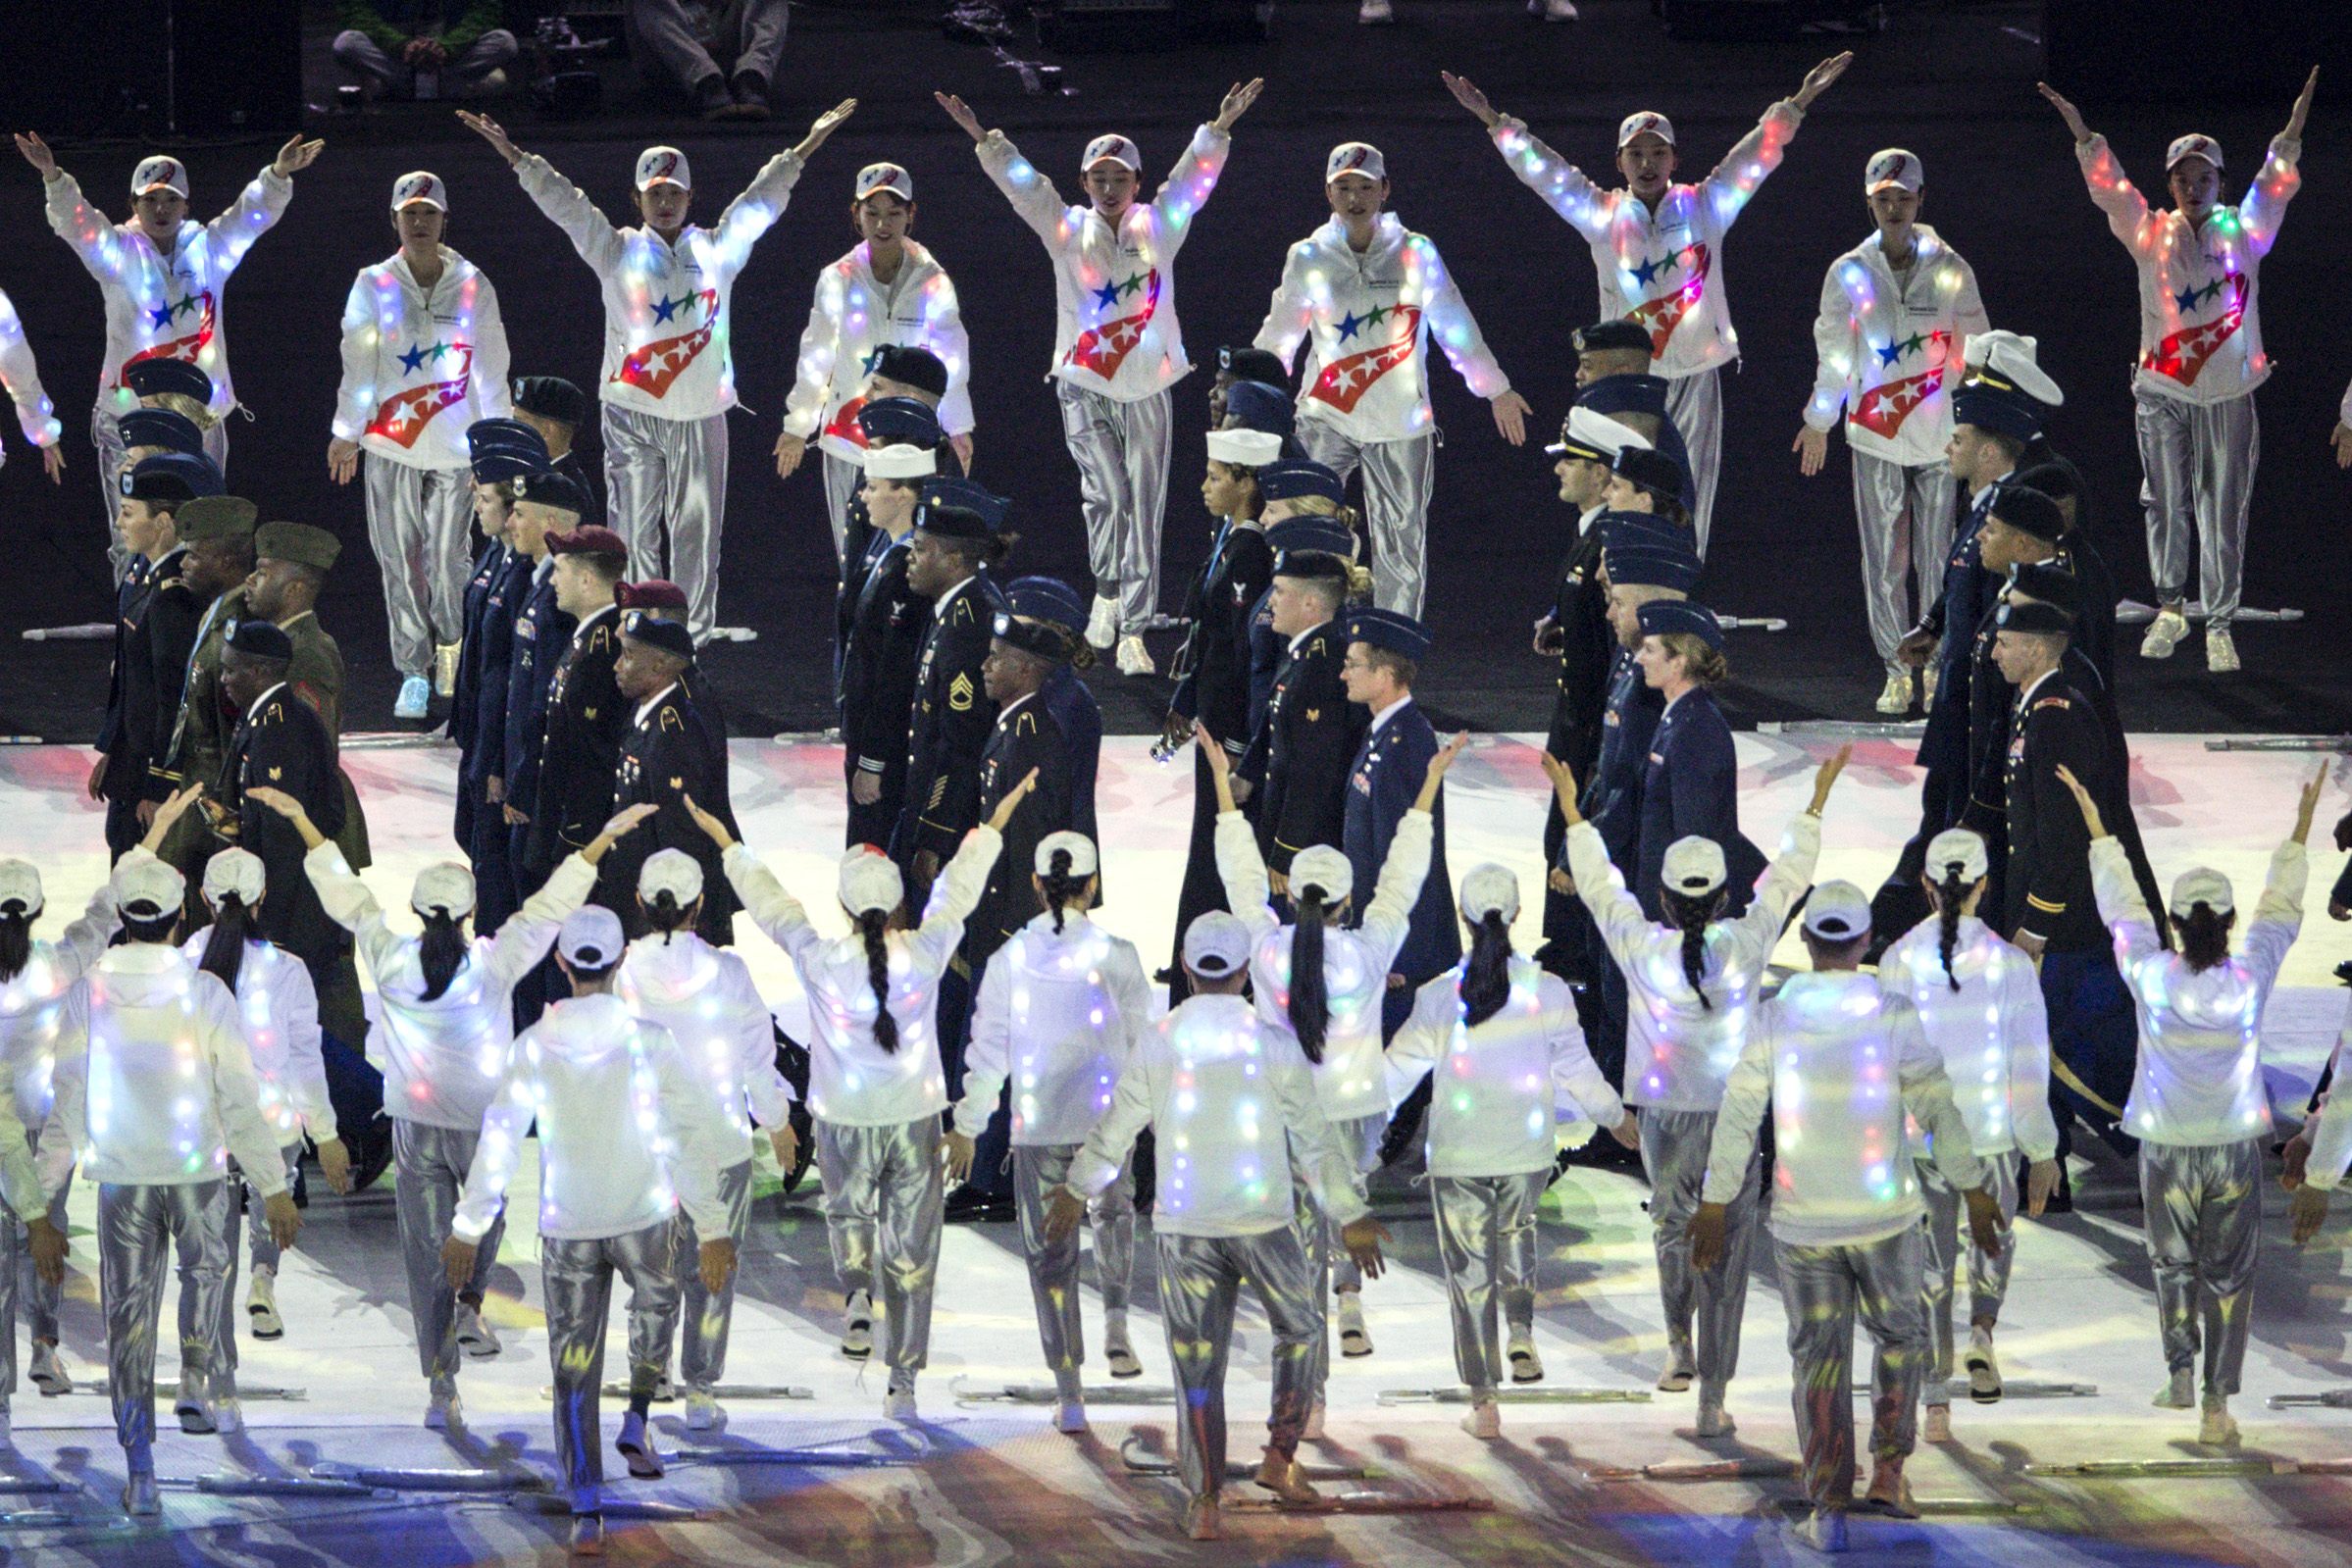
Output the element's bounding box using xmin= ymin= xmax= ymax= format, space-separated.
xmin=1548 ymin=405 xmax=1650 ymax=462
xmin=1952 ymin=369 xmax=2056 ymax=441
xmin=1265 ymin=518 xmax=1357 ymax=572
xmin=915 ymin=476 xmax=1008 ymax=537
xmin=858 ymin=395 xmax=944 ymax=448
xmin=616 ymin=580 xmax=689 ymax=614
xmin=619 ymin=608 xmax=696 ymax=661
xmin=1636 ymin=598 xmax=1724 ymax=651
xmin=2008 ymin=560 xmax=2080 ymax=610
xmin=127 ymin=450 xmax=224 ymax=504
xmin=468 ymin=417 xmax=549 ymax=462
xmin=547 ymin=525 xmax=629 ymax=562
xmin=1222 ymin=380 xmax=1295 ymax=439
xmin=510 ymin=376 xmax=588 ymax=429
xmin=1596 ymin=510 xmax=1691 ymax=557
xmin=1574 ymin=320 xmax=1654 ymax=357
xmin=1994 ymin=598 xmax=2072 ymax=636
xmin=1217 ymin=346 xmax=1290 ymax=383
xmin=870 ymin=344 xmax=949 ymax=399
xmin=123 ymin=357 xmax=215 ymax=404
xmin=1611 ymin=444 xmax=1685 ymax=503
xmin=512 ymin=469 xmax=590 ymax=519
xmin=119 ymin=407 xmax=205 ymax=459
xmin=1605 ymin=543 xmax=1701 ymax=593
xmin=254 ymin=521 xmax=342 ymax=573
xmin=226 ymin=618 xmax=294 ymax=661
xmin=176 ymin=495 xmax=259 ymax=540
xmin=1343 ymin=606 xmax=1430 ymax=662
xmin=1256 ymin=460 xmax=1344 ymax=506
xmin=994 ymin=576 xmax=1088 ymax=660
xmin=1988 ymin=484 xmax=2065 ymax=542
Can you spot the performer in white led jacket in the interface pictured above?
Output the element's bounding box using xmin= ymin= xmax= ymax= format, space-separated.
xmin=702 ymin=776 xmax=1027 ymax=1419
xmin=946 ymin=830 xmax=1153 ymax=1432
xmin=1384 ymin=860 xmax=1634 ymax=1441
xmin=2061 ymin=760 xmax=2317 ymax=1448
xmin=615 ymin=848 xmax=794 ymax=1433
xmin=1552 ymin=742 xmax=1843 ymax=1435
xmin=1877 ymin=827 xmax=2060 ymax=1440
xmin=0 ymin=285 xmax=63 ymax=483
xmin=459 ymin=102 xmax=855 ymax=641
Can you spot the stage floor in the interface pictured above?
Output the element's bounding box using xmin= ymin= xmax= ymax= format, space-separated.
xmin=1 ymin=733 xmax=2350 ymax=1565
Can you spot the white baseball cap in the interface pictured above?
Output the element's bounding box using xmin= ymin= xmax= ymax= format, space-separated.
xmin=557 ymin=905 xmax=626 ymax=968
xmin=1802 ymin=880 xmax=1872 ymax=940
xmin=201 ymin=848 xmax=265 ymax=907
xmin=863 ymin=443 xmax=938 ymax=480
xmin=1289 ymin=845 xmax=1355 ymax=907
xmin=411 ymin=862 xmax=477 ymax=919
xmin=2169 ymin=866 xmax=2234 ymax=918
xmin=854 ymin=162 xmax=915 ymax=202
xmin=639 ymin=847 xmax=705 ymax=907
xmin=1924 ymin=828 xmax=1990 ymax=885
xmin=2166 ymin=133 xmax=2224 ymax=173
xmin=1206 ymin=429 xmax=1282 ymax=468
xmin=1866 ymin=148 xmax=1923 ymax=195
xmin=0 ymin=860 xmax=42 ymax=915
xmin=1661 ymin=835 xmax=1726 ymax=898
xmin=839 ymin=845 xmax=903 ymax=917
xmin=1962 ymin=329 xmax=2066 ymax=407
xmin=1082 ymin=134 xmax=1141 ymax=173
xmin=131 ymin=156 xmax=189 ymax=198
xmin=634 ymin=145 xmax=692 ymax=192
xmin=391 ymin=171 xmax=448 ymax=212
xmin=1325 ymin=142 xmax=1386 ymax=183
xmin=1458 ymin=863 xmax=1520 ymax=924
xmin=113 ymin=853 xmax=185 ymax=921
xmin=1035 ymin=830 xmax=1099 ymax=879
xmin=1182 ymin=911 xmax=1253 ymax=977
xmin=1617 ymin=112 xmax=1675 ymax=150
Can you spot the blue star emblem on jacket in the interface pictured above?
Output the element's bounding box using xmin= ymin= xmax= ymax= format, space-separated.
xmin=1334 ymin=309 xmax=1364 ymax=342
xmin=1092 ymin=277 xmax=1124 ymax=311
xmin=1875 ymin=338 xmax=1905 ymax=368
xmin=1627 ymin=253 xmax=1670 ymax=288
xmin=148 ymin=302 xmax=176 ymax=329
xmin=651 ymin=293 xmax=682 ymax=324
xmin=398 ymin=343 xmax=429 ymax=374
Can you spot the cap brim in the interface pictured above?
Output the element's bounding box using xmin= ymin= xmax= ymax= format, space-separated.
xmin=1866 ymin=179 xmax=1918 ymax=194
xmin=393 ymin=196 xmax=447 ymax=211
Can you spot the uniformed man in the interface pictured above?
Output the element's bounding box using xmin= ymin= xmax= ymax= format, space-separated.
xmin=2012 ymin=461 xmax=2118 ymax=684
xmin=524 ymin=526 xmax=631 ymax=881
xmin=1208 ymin=344 xmax=1292 ymax=426
xmin=91 ymin=453 xmax=215 ymax=860
xmin=819 ymin=346 xmax=965 ymax=577
xmin=499 ymin=471 xmax=588 ymax=903
xmin=839 ymin=433 xmax=941 ymax=847
xmin=1236 ymin=539 xmax=1368 ymax=898
xmin=1989 ymin=597 xmax=2139 ymax=1160
xmin=1338 ymin=607 xmax=1457 ymax=1038
xmin=509 ymin=376 xmax=602 ymax=531
xmin=152 ymin=497 xmax=258 ymax=890
xmin=1243 ymin=462 xmax=1354 ymax=734
xmin=448 ymin=419 xmax=543 ymax=844
xmin=890 ymin=484 xmax=1011 ymax=906
xmin=1568 ymin=320 xmax=1698 ymax=517
xmin=458 ymin=459 xmax=543 ymax=937
xmin=604 ymin=611 xmax=741 ymax=944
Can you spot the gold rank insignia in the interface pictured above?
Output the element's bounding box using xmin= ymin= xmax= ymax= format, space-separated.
xmin=660 ymin=709 xmax=683 ymax=731
xmin=1015 ymin=712 xmax=1037 ymax=735
xmin=1305 ymin=708 xmax=1320 ymax=723
xmin=948 ymin=672 xmax=975 ymax=711
xmin=669 ymin=777 xmax=683 ymax=790
xmin=584 ymin=706 xmax=597 ymax=719
xmin=268 ymin=766 xmax=281 ymax=780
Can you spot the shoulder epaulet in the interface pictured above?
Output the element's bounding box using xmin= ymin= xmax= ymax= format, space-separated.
xmin=2032 ymin=695 xmax=2071 ymax=712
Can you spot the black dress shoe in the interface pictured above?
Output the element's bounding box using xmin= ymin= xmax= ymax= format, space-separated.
xmin=945 ymin=1188 xmax=1015 ymax=1223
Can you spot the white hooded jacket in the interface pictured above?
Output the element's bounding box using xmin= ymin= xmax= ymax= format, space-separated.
xmin=331 ymin=246 xmax=513 ymax=471
xmin=180 ymin=930 xmax=336 ymax=1147
xmin=0 ymin=286 xmax=62 ymax=453
xmin=1803 ymin=225 xmax=1989 ymax=466
xmin=0 ymin=878 xmax=117 ymax=1134
xmin=1879 ymin=913 xmax=2059 ymax=1161
xmin=617 ymin=930 xmax=793 ymax=1169
xmin=956 ymin=909 xmax=1152 ymax=1146
xmin=781 ymin=239 xmax=974 ymax=460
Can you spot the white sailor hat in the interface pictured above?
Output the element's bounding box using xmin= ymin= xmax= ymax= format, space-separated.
xmin=1547 ymin=405 xmax=1651 ymax=461
xmin=1206 ymin=429 xmax=1282 ymax=468
xmin=862 ymin=444 xmax=938 ymax=480
xmin=1960 ymin=329 xmax=2066 ymax=408
xmin=634 ymin=145 xmax=692 ymax=192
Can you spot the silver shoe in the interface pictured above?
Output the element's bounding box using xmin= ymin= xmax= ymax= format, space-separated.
xmin=2205 ymin=626 xmax=2240 ymax=673
xmin=615 ymin=1410 xmax=663 ymax=1478
xmin=455 ymin=1301 xmax=500 ymax=1358
xmin=2140 ymin=606 xmax=2190 ymax=659
xmin=28 ymin=1340 xmax=71 ymax=1396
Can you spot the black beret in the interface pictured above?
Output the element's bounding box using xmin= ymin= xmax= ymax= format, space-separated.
xmin=619 ymin=609 xmax=696 ymax=661
xmin=512 ymin=469 xmax=589 ymax=518
xmin=1574 ymin=320 xmax=1655 ymax=356
xmin=870 ymin=344 xmax=949 ymax=399
xmin=1217 ymin=346 xmax=1290 ymax=383
xmin=511 ymin=376 xmax=588 ymax=428
xmin=2009 ymin=561 xmax=2080 ymax=610
xmin=1994 ymin=598 xmax=2073 ymax=635
xmin=226 ymin=619 xmax=294 ymax=661
xmin=1988 ymin=484 xmax=2066 ymax=542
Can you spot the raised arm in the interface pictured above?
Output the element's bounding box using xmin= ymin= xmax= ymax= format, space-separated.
xmin=946 ymin=94 xmax=1079 ymax=245
xmin=1699 ymin=56 xmax=1848 ymax=230
xmin=2043 ymin=83 xmax=2153 ymax=247
xmin=2240 ymin=765 xmax=2322 ymax=995
xmin=1444 ymin=72 xmax=1611 ymax=241
xmin=1202 ymin=726 xmax=1279 ymax=936
xmin=1548 ymin=752 xmax=1660 ymax=966
xmin=1724 ymin=747 xmax=1846 ymax=958
xmin=910 ymin=817 xmax=1013 ymax=969
xmin=2243 ymin=67 xmax=2317 ymax=256
xmin=1148 ymin=84 xmax=1255 ymax=254
xmin=461 ymin=112 xmax=627 ymax=277
xmin=198 ymin=153 xmax=302 ymax=266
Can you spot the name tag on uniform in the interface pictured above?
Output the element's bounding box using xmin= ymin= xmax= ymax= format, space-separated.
xmin=1604 ymin=712 xmax=1620 ymax=727
xmin=1352 ymin=770 xmax=1371 ymax=795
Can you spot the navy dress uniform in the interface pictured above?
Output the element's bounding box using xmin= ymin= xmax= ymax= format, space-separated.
xmin=1629 ymin=601 xmax=1764 ymax=922
xmin=838 ymin=433 xmax=945 ymax=847
xmin=602 ymin=612 xmax=741 ymax=945
xmin=96 ymin=453 xmax=218 ymax=860
xmin=1166 ymin=429 xmax=1281 ymax=994
xmin=500 ymin=471 xmax=588 ymax=907
xmin=1241 ymin=463 xmax=1353 ymax=738
xmin=451 ymin=422 xmax=546 ymax=891
xmin=890 ymin=490 xmax=1009 ymax=879
xmin=1237 ymin=542 xmax=1368 ymax=882
xmin=525 ymin=531 xmax=632 ymax=879
xmin=214 ymin=621 xmax=349 ymax=981
xmin=512 ymin=377 xmax=604 ymax=533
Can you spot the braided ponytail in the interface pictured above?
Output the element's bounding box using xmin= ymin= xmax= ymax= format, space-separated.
xmin=1460 ymin=911 xmax=1513 ymax=1028
xmin=1287 ymin=885 xmax=1331 ymax=1064
xmin=1933 ymin=861 xmax=1970 ymax=992
xmin=859 ymin=907 xmax=899 ymax=1053
xmin=1661 ymin=888 xmax=1717 ymax=1012
xmin=1039 ymin=848 xmax=1083 ymax=935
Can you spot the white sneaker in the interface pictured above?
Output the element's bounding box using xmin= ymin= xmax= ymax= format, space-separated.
xmin=1694 ymin=1391 xmax=1735 ymax=1438
xmin=2206 ymin=626 xmax=2240 ymax=672
xmin=1085 ymin=594 xmax=1118 ymax=650
xmin=455 ymin=1302 xmax=500 ymax=1358
xmin=615 ymin=1410 xmax=663 ymax=1478
xmin=684 ymin=1389 xmax=723 ymax=1431
xmin=1053 ymin=1397 xmax=1088 ymax=1435
xmin=211 ymin=1395 xmax=244 ymax=1435
xmin=1657 ymin=1339 xmax=1695 ymax=1392
xmin=884 ymin=1384 xmax=919 ymax=1422
xmin=1461 ymin=1400 xmax=1501 ymax=1441
xmin=1508 ymin=1335 xmax=1544 ymax=1384
xmin=1337 ymin=1291 xmax=1372 ymax=1357
xmin=394 ymin=675 xmax=432 ymax=720
xmin=1530 ymin=0 xmax=1579 ymax=17
xmin=2154 ymin=1367 xmax=2196 ymax=1408
xmin=2199 ymin=1395 xmax=2239 ymax=1446
xmin=1874 ymin=672 xmax=1914 ymax=715
xmin=843 ymin=1290 xmax=874 ymax=1359
xmin=1358 ymin=0 xmax=1395 ymax=21
xmin=249 ymin=1271 xmax=283 ymax=1340
xmin=1104 ymin=1316 xmax=1143 ymax=1379
xmin=1922 ymin=1403 xmax=1952 ymax=1442
xmin=1114 ymin=634 xmax=1155 ymax=677
xmin=2140 ymin=606 xmax=2190 ymax=659
xmin=427 ymin=1380 xmax=462 ymax=1431
xmin=1792 ymin=1507 xmax=1848 ymax=1553
xmin=1302 ymin=1399 xmax=1326 ymax=1441
xmin=29 ymin=1340 xmax=71 ymax=1396
xmin=176 ymin=1378 xmax=215 ymax=1434
xmin=1965 ymin=1325 xmax=2002 ymax=1402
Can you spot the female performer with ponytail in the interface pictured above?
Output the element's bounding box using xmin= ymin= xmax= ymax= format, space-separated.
xmin=2058 ymin=759 xmax=2320 ymax=1447
xmin=1551 ymin=741 xmax=1847 ymax=1437
xmin=946 ymin=830 xmax=1153 ymax=1433
xmin=253 ymin=786 xmax=653 ymax=1429
xmin=1384 ymin=860 xmax=1636 ymax=1441
xmin=180 ymin=848 xmax=347 ymax=1394
xmin=696 ymin=773 xmax=1031 ymax=1421
xmin=1203 ymin=722 xmax=1461 ymax=1423
xmin=1878 ymin=827 xmax=2060 ymax=1440
xmin=615 ymin=849 xmax=793 ymax=1434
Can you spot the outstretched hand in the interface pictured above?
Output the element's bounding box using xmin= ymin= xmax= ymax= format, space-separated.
xmin=141 ymin=782 xmax=210 ymax=850
xmin=2284 ymin=66 xmax=2320 ymax=141
xmin=679 ymin=792 xmax=735 ymax=850
xmin=273 ymin=133 xmax=326 ymax=178
xmin=793 ymin=99 xmax=857 ymax=163
xmin=1539 ymin=750 xmax=1583 ymax=825
xmin=1414 ymin=732 xmax=1470 ymax=812
xmin=584 ymin=802 xmax=660 ymax=863
xmin=2038 ymin=82 xmax=2093 ymax=144
xmin=1791 ymin=52 xmax=1854 ymax=112
xmin=1440 ymin=72 xmax=1502 ymax=130
xmin=2291 ymin=761 xmax=2326 ymax=845
xmin=455 ymin=110 xmax=523 ymax=166
xmin=1808 ymin=742 xmax=1854 ymax=816
xmin=2053 ymin=763 xmax=2109 ymax=839
xmin=14 ymin=131 xmax=58 ymax=178
xmin=935 ymin=92 xmax=987 ymax=143
xmin=1211 ymin=78 xmax=1264 ymax=134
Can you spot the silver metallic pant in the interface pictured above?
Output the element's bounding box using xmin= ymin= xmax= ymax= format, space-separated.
xmin=6 ymin=1129 xmax=71 ymax=1362
xmin=1012 ymin=1143 xmax=1136 ymax=1391
xmin=98 ymin=1180 xmax=233 ymax=1455
xmin=1662 ymin=366 xmax=1723 ymax=559
xmin=2139 ymin=1137 xmax=2262 ymax=1395
xmin=673 ymin=1157 xmax=752 ymax=1391
xmin=1290 ymin=1110 xmax=1384 ymax=1393
xmin=2134 ymin=387 xmax=2258 ymax=628
xmin=1157 ymin=1228 xmax=1318 ymax=1497
xmin=817 ymin=1117 xmax=943 ymax=1378
xmin=1431 ymin=1170 xmax=1550 ymax=1394
xmin=821 ymin=450 xmax=862 ymax=570
xmin=205 ymin=1141 xmax=303 ymax=1379
xmin=1853 ymin=451 xmax=1957 ymax=673
xmin=394 ymin=1118 xmax=508 ymax=1385
xmin=1641 ymin=1107 xmax=1759 ymax=1390
xmin=365 ymin=454 xmax=477 ymax=676
xmin=1298 ymin=423 xmax=1439 ymax=619
xmin=1919 ymin=1155 xmax=2019 ymax=1403
xmin=1055 ymin=381 xmax=1170 ymax=634
xmin=602 ymin=403 xmax=731 ymax=639
xmin=1779 ymin=1226 xmax=1928 ymax=1508
xmin=94 ymin=404 xmax=230 ymax=581
xmin=543 ymin=1221 xmax=681 ymax=1509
